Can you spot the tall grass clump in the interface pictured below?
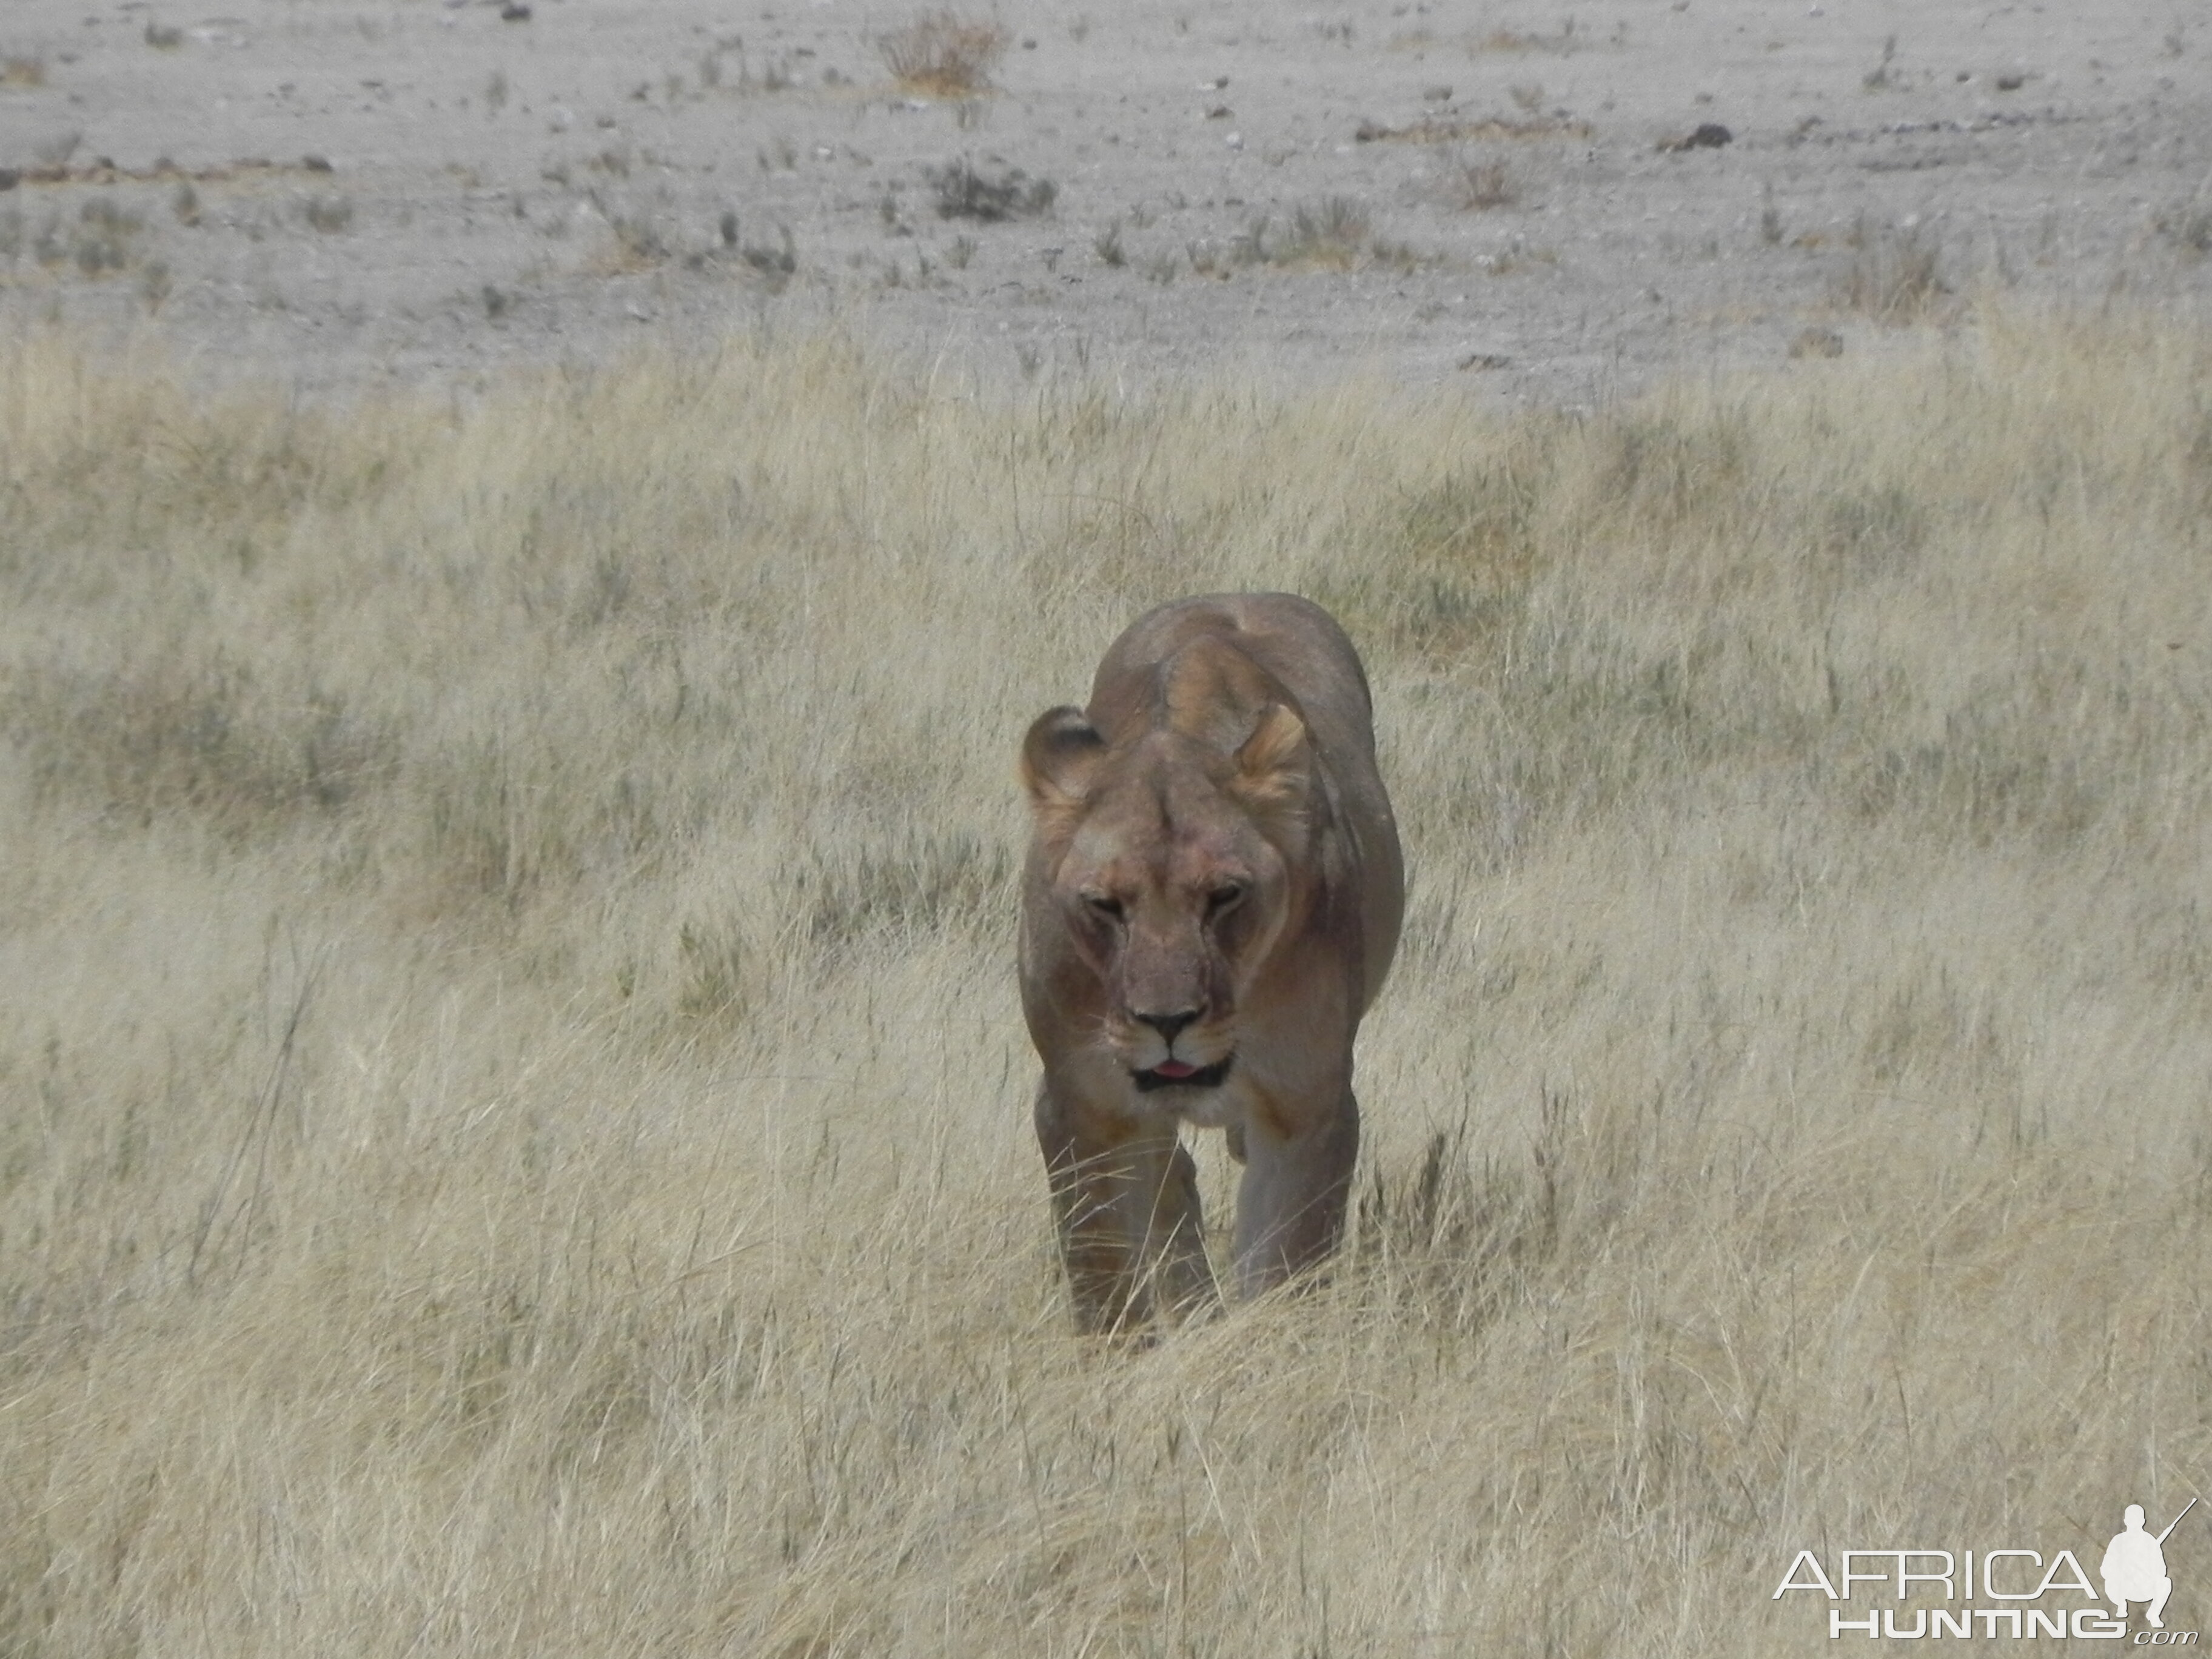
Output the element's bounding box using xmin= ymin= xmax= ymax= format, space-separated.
xmin=2 ymin=304 xmax=2211 ymax=1654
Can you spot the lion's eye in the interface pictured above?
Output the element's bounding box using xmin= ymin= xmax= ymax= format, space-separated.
xmin=1206 ymin=883 xmax=1247 ymax=916
xmin=1082 ymin=894 xmax=1125 ymax=923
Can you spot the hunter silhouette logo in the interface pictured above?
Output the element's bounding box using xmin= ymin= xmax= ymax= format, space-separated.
xmin=1775 ymin=1496 xmax=2204 ymax=1641
xmin=2105 ymin=1500 xmax=2194 ymax=1631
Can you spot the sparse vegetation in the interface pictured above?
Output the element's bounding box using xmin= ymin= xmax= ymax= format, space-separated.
xmin=739 ymin=223 xmax=797 ymax=289
xmin=2153 ymin=197 xmax=2212 ymax=253
xmin=1356 ymin=111 xmax=1590 ymax=144
xmin=879 ymin=10 xmax=1008 ymax=97
xmin=45 ymin=197 xmax=150 ymax=276
xmin=602 ymin=207 xmax=671 ymax=269
xmin=303 ymin=193 xmax=354 ymax=234
xmin=1201 ymin=196 xmax=1425 ymax=274
xmin=1450 ymin=156 xmax=1519 ymax=210
xmin=1 ymin=54 xmax=46 ymax=87
xmin=1862 ymin=32 xmax=1900 ymax=90
xmin=1834 ymin=213 xmax=1950 ymax=321
xmin=136 ymin=257 xmax=172 ymax=311
xmin=926 ymin=157 xmax=1056 ymax=221
xmin=1473 ymin=21 xmax=1580 ymax=53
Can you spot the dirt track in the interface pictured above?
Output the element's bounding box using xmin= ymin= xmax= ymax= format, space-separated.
xmin=2 ymin=0 xmax=2209 ymax=403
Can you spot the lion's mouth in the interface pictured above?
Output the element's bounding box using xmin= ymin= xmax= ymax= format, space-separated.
xmin=1132 ymin=1056 xmax=1233 ymax=1093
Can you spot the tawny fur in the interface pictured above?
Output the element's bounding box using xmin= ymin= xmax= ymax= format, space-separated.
xmin=1018 ymin=594 xmax=1404 ymax=1333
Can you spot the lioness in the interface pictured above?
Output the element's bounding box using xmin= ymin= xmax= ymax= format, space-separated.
xmin=1019 ymin=593 xmax=1404 ymax=1332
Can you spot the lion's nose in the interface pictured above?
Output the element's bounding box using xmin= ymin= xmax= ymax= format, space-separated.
xmin=1134 ymin=1009 xmax=1201 ymax=1045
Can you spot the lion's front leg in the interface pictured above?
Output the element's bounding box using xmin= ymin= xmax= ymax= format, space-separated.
xmin=1036 ymin=1083 xmax=1216 ymax=1333
xmin=1230 ymin=1088 xmax=1359 ymax=1300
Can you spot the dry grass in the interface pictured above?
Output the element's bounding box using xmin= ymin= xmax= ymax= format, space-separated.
xmin=3 ymin=304 xmax=2212 ymax=1654
xmin=1834 ymin=213 xmax=1951 ymax=322
xmin=1447 ymin=156 xmax=1519 ymax=212
xmin=879 ymin=10 xmax=1008 ymax=98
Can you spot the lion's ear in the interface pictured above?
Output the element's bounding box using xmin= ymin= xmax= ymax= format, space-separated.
xmin=1021 ymin=706 xmax=1107 ymax=812
xmin=1230 ymin=703 xmax=1309 ymax=816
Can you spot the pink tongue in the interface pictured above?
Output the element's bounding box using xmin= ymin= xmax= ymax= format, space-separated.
xmin=1153 ymin=1061 xmax=1198 ymax=1079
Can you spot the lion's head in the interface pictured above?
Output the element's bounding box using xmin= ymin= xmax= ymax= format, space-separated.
xmin=1019 ymin=689 xmax=1315 ymax=1103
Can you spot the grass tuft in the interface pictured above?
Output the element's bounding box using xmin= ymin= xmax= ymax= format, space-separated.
xmin=879 ymin=10 xmax=1008 ymax=97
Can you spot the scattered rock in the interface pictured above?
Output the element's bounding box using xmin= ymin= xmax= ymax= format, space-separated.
xmin=500 ymin=3 xmax=532 ymax=21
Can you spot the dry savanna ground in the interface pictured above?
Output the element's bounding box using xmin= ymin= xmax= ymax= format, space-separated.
xmin=4 ymin=302 xmax=2212 ymax=1654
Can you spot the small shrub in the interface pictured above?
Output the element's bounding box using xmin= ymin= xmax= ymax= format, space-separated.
xmin=303 ymin=194 xmax=354 ymax=233
xmin=1862 ymin=34 xmax=1898 ymax=90
xmin=1254 ymin=196 xmax=1372 ymax=269
xmin=927 ymin=159 xmax=1055 ymax=221
xmin=71 ymin=198 xmax=144 ymax=275
xmin=879 ymin=12 xmax=1008 ymax=96
xmin=741 ymin=224 xmax=797 ymax=287
xmin=609 ymin=212 xmax=669 ymax=266
xmin=2153 ymin=200 xmax=2212 ymax=254
xmin=1092 ymin=220 xmax=1124 ymax=266
xmin=1 ymin=55 xmax=46 ymax=86
xmin=1452 ymin=158 xmax=1518 ymax=211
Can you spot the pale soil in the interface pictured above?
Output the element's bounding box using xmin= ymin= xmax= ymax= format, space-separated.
xmin=2 ymin=0 xmax=2209 ymax=403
